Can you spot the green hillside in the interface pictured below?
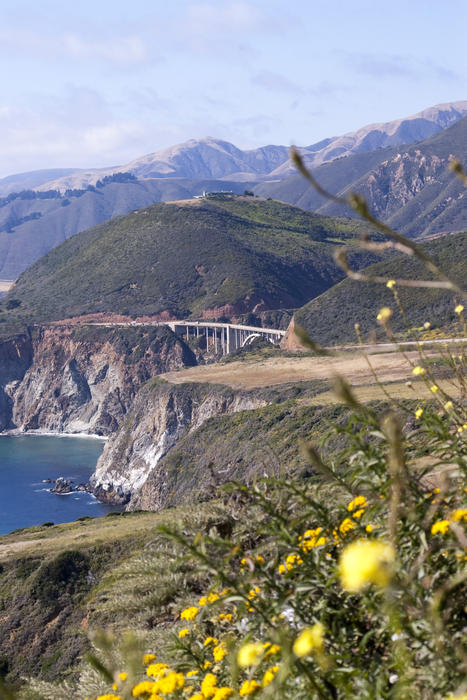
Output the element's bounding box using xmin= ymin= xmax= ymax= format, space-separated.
xmin=294 ymin=231 xmax=467 ymax=345
xmin=0 ymin=177 xmax=259 ymax=280
xmin=0 ymin=196 xmax=371 ymax=331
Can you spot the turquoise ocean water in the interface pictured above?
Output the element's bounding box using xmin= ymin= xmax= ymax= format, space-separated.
xmin=0 ymin=434 xmax=120 ymax=535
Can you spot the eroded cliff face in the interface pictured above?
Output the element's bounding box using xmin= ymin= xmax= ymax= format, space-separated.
xmin=91 ymin=381 xmax=266 ymax=505
xmin=356 ymin=151 xmax=449 ymax=219
xmin=0 ymin=333 xmax=34 ymax=431
xmin=0 ymin=325 xmax=196 ymax=435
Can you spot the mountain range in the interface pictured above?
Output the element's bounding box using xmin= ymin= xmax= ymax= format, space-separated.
xmin=0 ymin=100 xmax=464 ymax=194
xmin=0 ymin=100 xmax=465 ymax=280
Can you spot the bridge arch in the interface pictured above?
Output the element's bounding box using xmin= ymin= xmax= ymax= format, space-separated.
xmin=241 ymin=333 xmax=276 ymax=348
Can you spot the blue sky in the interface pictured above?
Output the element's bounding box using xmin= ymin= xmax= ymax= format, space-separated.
xmin=0 ymin=0 xmax=465 ymax=176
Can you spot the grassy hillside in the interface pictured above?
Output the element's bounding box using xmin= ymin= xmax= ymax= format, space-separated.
xmin=0 ymin=505 xmax=223 ymax=685
xmin=0 ymin=196 xmax=371 ymax=332
xmin=0 ymin=178 xmax=257 ymax=280
xmin=294 ymin=231 xmax=467 ymax=345
xmin=0 ymin=390 xmax=397 ymax=688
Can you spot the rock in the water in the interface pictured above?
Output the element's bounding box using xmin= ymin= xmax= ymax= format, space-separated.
xmin=50 ymin=477 xmax=73 ymax=494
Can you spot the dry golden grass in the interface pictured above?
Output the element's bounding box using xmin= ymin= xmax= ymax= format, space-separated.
xmin=0 ymin=503 xmax=220 ymax=561
xmin=301 ymin=377 xmax=460 ymax=405
xmin=161 ymin=350 xmax=440 ymax=390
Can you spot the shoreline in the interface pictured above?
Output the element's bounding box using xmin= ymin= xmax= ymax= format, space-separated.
xmin=1 ymin=429 xmax=108 ymax=441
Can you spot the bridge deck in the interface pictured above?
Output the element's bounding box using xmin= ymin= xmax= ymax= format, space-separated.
xmin=155 ymin=320 xmax=286 ymax=336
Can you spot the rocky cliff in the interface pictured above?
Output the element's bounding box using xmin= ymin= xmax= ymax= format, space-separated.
xmin=0 ymin=324 xmax=196 ymax=435
xmin=0 ymin=332 xmax=34 ymax=430
xmin=90 ymin=380 xmax=266 ymax=505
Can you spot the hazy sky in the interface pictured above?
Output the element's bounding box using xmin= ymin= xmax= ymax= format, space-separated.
xmin=1 ymin=0 xmax=465 ymax=177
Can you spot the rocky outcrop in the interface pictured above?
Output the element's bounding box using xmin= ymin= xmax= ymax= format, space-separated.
xmin=0 ymin=333 xmax=34 ymax=430
xmin=280 ymin=317 xmax=305 ymax=352
xmin=90 ymin=381 xmax=266 ymax=506
xmin=0 ymin=325 xmax=196 ymax=435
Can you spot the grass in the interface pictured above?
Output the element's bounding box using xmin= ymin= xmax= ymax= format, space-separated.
xmin=0 ymin=197 xmax=374 ymax=337
xmin=0 ymin=503 xmax=224 ymax=684
xmin=159 ymin=348 xmax=442 ymax=390
xmin=294 ymin=230 xmax=467 ymax=345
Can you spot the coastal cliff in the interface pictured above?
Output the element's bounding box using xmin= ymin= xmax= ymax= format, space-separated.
xmin=0 ymin=325 xmax=196 ymax=435
xmin=90 ymin=380 xmax=266 ymax=505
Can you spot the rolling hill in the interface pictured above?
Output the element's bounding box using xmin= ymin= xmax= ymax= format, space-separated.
xmin=0 ymin=196 xmax=373 ymax=331
xmin=0 ymin=176 xmax=257 ymax=279
xmin=293 ymin=230 xmax=467 ymax=345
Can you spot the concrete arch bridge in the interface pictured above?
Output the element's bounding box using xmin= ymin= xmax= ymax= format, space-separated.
xmin=156 ymin=320 xmax=286 ymax=355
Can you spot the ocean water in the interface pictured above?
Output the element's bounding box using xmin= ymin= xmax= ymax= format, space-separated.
xmin=0 ymin=434 xmax=121 ymax=535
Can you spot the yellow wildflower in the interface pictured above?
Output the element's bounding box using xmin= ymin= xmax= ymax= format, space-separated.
xmin=413 ymin=366 xmax=426 ymax=376
xmin=293 ymin=623 xmax=324 ymax=657
xmin=198 ymin=596 xmax=208 ymax=607
xmin=265 ymin=643 xmax=281 ymax=657
xmin=208 ymin=592 xmax=220 ymax=604
xmin=186 ymin=670 xmax=199 ymax=677
xmin=146 ymin=663 xmax=169 ymax=678
xmin=339 ymin=539 xmax=395 ymax=592
xmin=444 ymin=695 xmax=467 ymax=700
xmin=347 ymin=496 xmax=368 ymax=512
xmin=431 ymin=520 xmax=450 ymax=535
xmin=444 ymin=401 xmax=453 ymax=410
xmin=247 ymin=586 xmax=260 ymax=599
xmin=239 ymin=680 xmax=262 ymax=696
xmin=203 ymin=661 xmax=212 ymax=669
xmin=377 ymin=307 xmax=393 ymax=323
xmin=454 ymin=304 xmax=464 ymax=314
xmin=451 ymin=509 xmax=467 ymax=522
xmin=352 ymin=509 xmax=365 ymax=520
xmin=263 ymin=665 xmax=279 ymax=686
xmin=179 ymin=628 xmax=190 ymax=638
xmin=142 ymin=654 xmax=156 ymax=665
xmin=339 ymin=517 xmax=356 ymax=535
xmin=132 ymin=681 xmax=158 ymax=697
xmin=299 ymin=526 xmax=327 ymax=551
xmin=204 ymin=637 xmax=218 ymax=647
xmin=188 ymin=695 xmax=204 ymax=700
xmin=286 ymin=553 xmax=303 ymax=568
xmin=181 ymin=606 xmax=199 ymax=621
xmin=220 ymin=612 xmax=232 ymax=621
xmin=255 ymin=554 xmax=265 ymax=565
xmin=430 ymin=385 xmax=439 ymax=393
xmin=237 ymin=642 xmax=263 ymax=667
xmin=386 ymin=280 xmax=396 ymax=289
xmin=415 ymin=408 xmax=424 ymax=419
xmin=212 ymin=689 xmax=235 ymax=700
xmin=213 ymin=643 xmax=228 ymax=662
xmin=201 ymin=673 xmax=218 ymax=698
xmin=96 ymin=696 xmax=122 ymax=700
xmin=157 ymin=672 xmax=184 ymax=694
xmin=118 ymin=672 xmax=128 ymax=681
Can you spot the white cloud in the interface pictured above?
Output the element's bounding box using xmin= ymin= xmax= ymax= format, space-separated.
xmin=62 ymin=33 xmax=147 ymax=65
xmin=0 ymin=26 xmax=149 ymax=67
xmin=185 ymin=1 xmax=264 ymax=34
